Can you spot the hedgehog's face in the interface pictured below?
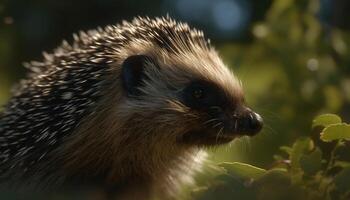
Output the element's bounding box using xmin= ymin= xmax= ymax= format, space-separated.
xmin=179 ymin=79 xmax=263 ymax=146
xmin=120 ymin=53 xmax=263 ymax=147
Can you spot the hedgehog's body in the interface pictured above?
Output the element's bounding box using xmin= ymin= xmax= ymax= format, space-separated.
xmin=0 ymin=17 xmax=262 ymax=199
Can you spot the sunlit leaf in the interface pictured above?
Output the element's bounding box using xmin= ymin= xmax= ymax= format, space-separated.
xmin=320 ymin=123 xmax=350 ymax=142
xmin=299 ymin=148 xmax=322 ymax=175
xmin=280 ymin=146 xmax=293 ymax=155
xmin=290 ymin=137 xmax=313 ymax=171
xmin=219 ymin=162 xmax=267 ymax=180
xmin=254 ymin=168 xmax=290 ymax=186
xmin=312 ymin=114 xmax=342 ymax=128
xmin=267 ymin=168 xmax=289 ymax=178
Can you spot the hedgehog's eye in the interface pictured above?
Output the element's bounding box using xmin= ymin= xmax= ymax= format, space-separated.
xmin=182 ymin=80 xmax=226 ymax=110
xmin=192 ymin=88 xmax=204 ymax=99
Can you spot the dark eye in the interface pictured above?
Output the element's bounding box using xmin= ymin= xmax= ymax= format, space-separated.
xmin=193 ymin=88 xmax=204 ymax=99
xmin=182 ymin=80 xmax=226 ymax=110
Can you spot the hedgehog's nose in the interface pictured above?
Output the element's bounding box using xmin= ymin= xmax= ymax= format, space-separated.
xmin=246 ymin=112 xmax=263 ymax=135
xmin=234 ymin=109 xmax=263 ymax=136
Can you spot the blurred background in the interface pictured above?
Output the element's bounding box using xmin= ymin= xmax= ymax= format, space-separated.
xmin=0 ymin=0 xmax=350 ymax=199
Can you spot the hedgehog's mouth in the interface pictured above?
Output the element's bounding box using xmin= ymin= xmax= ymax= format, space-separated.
xmin=180 ymin=129 xmax=239 ymax=146
xmin=180 ymin=110 xmax=263 ymax=146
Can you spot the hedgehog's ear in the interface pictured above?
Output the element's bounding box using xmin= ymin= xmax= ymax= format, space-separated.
xmin=121 ymin=55 xmax=155 ymax=96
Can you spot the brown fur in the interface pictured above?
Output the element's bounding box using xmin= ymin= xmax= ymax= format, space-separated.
xmin=0 ymin=17 xmax=246 ymax=199
xmin=58 ymin=32 xmax=242 ymax=199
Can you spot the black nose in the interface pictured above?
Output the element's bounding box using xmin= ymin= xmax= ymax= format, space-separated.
xmin=235 ymin=111 xmax=263 ymax=136
xmin=247 ymin=112 xmax=263 ymax=135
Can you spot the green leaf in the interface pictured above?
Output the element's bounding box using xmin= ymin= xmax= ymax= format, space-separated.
xmin=334 ymin=167 xmax=350 ymax=193
xmin=268 ymin=0 xmax=294 ymax=19
xmin=312 ymin=114 xmax=342 ymax=128
xmin=334 ymin=161 xmax=350 ymax=168
xmin=299 ymin=148 xmax=322 ymax=175
xmin=254 ymin=168 xmax=290 ymax=187
xmin=320 ymin=123 xmax=350 ymax=142
xmin=280 ymin=146 xmax=293 ymax=155
xmin=219 ymin=162 xmax=267 ymax=180
xmin=290 ymin=137 xmax=313 ymax=171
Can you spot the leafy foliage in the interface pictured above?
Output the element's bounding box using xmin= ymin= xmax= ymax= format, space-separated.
xmin=321 ymin=124 xmax=350 ymax=142
xmin=313 ymin=114 xmax=342 ymax=128
xmin=195 ymin=114 xmax=350 ymax=200
xmin=219 ymin=162 xmax=267 ymax=179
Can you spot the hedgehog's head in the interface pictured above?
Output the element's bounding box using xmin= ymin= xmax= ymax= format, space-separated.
xmin=116 ymin=17 xmax=263 ymax=147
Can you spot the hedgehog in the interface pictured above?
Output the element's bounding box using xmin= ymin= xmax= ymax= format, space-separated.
xmin=0 ymin=16 xmax=263 ymax=199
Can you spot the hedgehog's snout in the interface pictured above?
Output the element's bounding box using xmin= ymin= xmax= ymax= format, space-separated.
xmin=230 ymin=107 xmax=263 ymax=136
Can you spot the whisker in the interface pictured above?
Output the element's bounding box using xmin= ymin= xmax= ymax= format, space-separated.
xmin=212 ymin=122 xmax=223 ymax=128
xmin=215 ymin=127 xmax=224 ymax=144
xmin=203 ymin=118 xmax=219 ymax=125
xmin=239 ymin=136 xmax=252 ymax=153
xmin=263 ymin=124 xmax=278 ymax=136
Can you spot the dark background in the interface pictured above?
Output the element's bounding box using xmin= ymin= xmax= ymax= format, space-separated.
xmin=0 ymin=0 xmax=350 ymax=199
